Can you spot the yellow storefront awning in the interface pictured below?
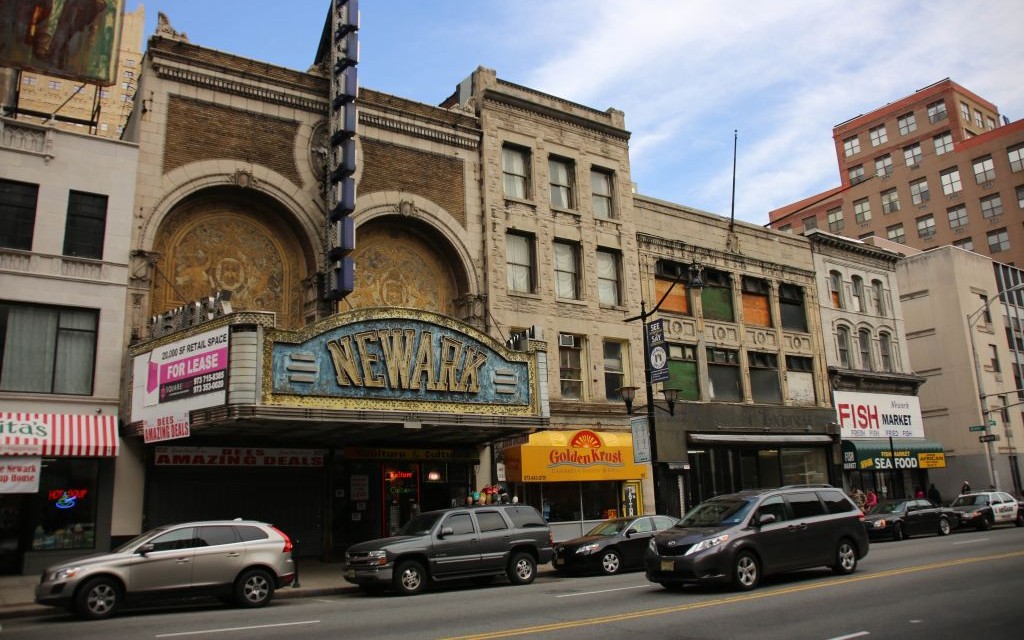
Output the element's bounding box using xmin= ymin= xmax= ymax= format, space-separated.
xmin=503 ymin=429 xmax=648 ymax=483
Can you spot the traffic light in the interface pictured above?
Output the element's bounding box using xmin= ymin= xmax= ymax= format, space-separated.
xmin=326 ymin=0 xmax=359 ymax=301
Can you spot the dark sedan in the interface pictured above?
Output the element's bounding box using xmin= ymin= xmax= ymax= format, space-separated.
xmin=863 ymin=499 xmax=958 ymax=541
xmin=552 ymin=515 xmax=678 ymax=575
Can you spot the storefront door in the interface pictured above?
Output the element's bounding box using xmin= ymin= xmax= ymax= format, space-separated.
xmin=383 ymin=464 xmax=419 ymax=536
xmin=0 ymin=495 xmax=27 ymax=575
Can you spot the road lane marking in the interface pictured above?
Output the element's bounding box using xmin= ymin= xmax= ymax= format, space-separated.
xmin=827 ymin=632 xmax=869 ymax=640
xmin=953 ymin=538 xmax=989 ymax=545
xmin=443 ymin=550 xmax=1024 ymax=640
xmin=556 ymin=584 xmax=652 ymax=598
xmin=155 ymin=620 xmax=320 ymax=637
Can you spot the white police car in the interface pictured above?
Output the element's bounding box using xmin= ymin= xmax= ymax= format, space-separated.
xmin=948 ymin=491 xmax=1024 ymax=530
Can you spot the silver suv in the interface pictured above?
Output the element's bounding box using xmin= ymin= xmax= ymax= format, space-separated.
xmin=344 ymin=505 xmax=554 ymax=595
xmin=35 ymin=519 xmax=295 ymax=619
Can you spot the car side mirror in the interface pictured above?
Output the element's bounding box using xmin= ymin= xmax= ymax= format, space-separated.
xmin=756 ymin=513 xmax=777 ymax=526
xmin=624 ymin=528 xmax=635 ymax=537
xmin=438 ymin=526 xmax=454 ymax=538
xmin=137 ymin=543 xmax=155 ymax=556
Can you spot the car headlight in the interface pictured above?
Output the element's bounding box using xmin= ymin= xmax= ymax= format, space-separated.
xmin=685 ymin=534 xmax=729 ymax=556
xmin=576 ymin=543 xmax=600 ymax=555
xmin=52 ymin=567 xmax=81 ymax=581
xmin=873 ymin=519 xmax=888 ymax=528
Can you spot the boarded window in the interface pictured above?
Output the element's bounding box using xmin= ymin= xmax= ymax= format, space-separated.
xmin=786 ymin=355 xmax=816 ymax=404
xmin=667 ymin=344 xmax=700 ymax=401
xmin=655 ymin=277 xmax=690 ymax=314
xmin=741 ymin=277 xmax=772 ymax=327
xmin=701 ymin=270 xmax=734 ymax=322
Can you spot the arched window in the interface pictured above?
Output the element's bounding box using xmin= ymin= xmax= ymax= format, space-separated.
xmin=829 ymin=271 xmax=844 ymax=309
xmin=858 ymin=329 xmax=873 ymax=370
xmin=837 ymin=326 xmax=851 ymax=368
xmin=879 ymin=332 xmax=893 ymax=371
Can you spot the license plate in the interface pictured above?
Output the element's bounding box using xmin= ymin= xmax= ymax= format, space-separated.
xmin=660 ymin=560 xmax=674 ymax=571
xmin=555 ymin=558 xmax=564 ymax=565
xmin=345 ymin=569 xmax=355 ymax=579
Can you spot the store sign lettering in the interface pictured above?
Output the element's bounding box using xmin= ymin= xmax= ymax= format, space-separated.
xmin=834 ymin=392 xmax=924 ymax=439
xmin=326 ymin=330 xmax=486 ymax=393
xmin=0 ymin=418 xmax=48 ymax=438
xmin=153 ymin=446 xmax=327 ymax=467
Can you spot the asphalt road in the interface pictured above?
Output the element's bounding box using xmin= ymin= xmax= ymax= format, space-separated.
xmin=2 ymin=526 xmax=1022 ymax=639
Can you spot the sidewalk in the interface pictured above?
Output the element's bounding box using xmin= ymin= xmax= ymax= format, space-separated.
xmin=0 ymin=558 xmax=351 ymax=620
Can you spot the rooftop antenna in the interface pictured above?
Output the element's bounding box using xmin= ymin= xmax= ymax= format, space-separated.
xmin=727 ymin=129 xmax=739 ymax=251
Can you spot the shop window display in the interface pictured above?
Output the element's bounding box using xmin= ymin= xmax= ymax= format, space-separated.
xmin=29 ymin=459 xmax=98 ymax=551
xmin=517 ymin=481 xmax=621 ymax=523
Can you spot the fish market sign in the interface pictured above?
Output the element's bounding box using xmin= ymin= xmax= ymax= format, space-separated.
xmin=268 ymin=310 xmax=532 ymax=411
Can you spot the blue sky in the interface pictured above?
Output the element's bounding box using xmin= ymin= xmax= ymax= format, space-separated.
xmin=132 ymin=1 xmax=1024 ymax=226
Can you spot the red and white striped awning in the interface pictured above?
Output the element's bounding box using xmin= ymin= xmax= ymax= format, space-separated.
xmin=0 ymin=413 xmax=119 ymax=457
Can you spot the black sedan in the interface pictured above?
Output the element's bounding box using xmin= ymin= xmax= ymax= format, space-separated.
xmin=552 ymin=515 xmax=678 ymax=575
xmin=863 ymin=498 xmax=958 ymax=541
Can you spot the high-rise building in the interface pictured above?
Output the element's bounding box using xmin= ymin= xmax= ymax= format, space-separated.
xmin=3 ymin=5 xmax=144 ymax=139
xmin=769 ymin=79 xmax=1024 ymax=266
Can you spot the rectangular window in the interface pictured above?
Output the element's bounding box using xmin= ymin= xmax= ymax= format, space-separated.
xmin=879 ymin=333 xmax=893 ymax=371
xmin=960 ymin=101 xmax=970 ymax=120
xmin=837 ymin=326 xmax=852 ymax=368
xmin=843 ymin=135 xmax=861 ymax=157
xmin=785 ymin=355 xmax=816 ymax=404
xmin=881 ymin=188 xmax=900 ymax=214
xmin=898 ymin=112 xmax=917 ymax=136
xmin=910 ymin=178 xmax=930 ymax=205
xmin=1017 ymin=185 xmax=1024 ymax=209
xmin=851 ymin=276 xmax=865 ymax=312
xmin=0 ymin=179 xmax=39 ymax=250
xmin=590 ymin=168 xmax=614 ymax=219
xmin=505 ymin=233 xmax=535 ymax=293
xmin=596 ymin=249 xmax=621 ymax=306
xmin=989 ymin=344 xmax=1001 ymax=372
xmin=778 ymin=283 xmax=807 ymax=332
xmin=940 ymin=167 xmax=962 ymax=195
xmin=869 ymin=125 xmax=888 ymax=147
xmin=974 ymin=110 xmax=984 ymax=128
xmin=559 ymin=334 xmax=583 ymax=399
xmin=707 ymin=347 xmax=742 ymax=402
xmin=829 ymin=271 xmax=844 ymax=309
xmin=48 ymin=80 xmax=61 ymax=89
xmin=987 ymin=116 xmax=996 ymax=130
xmin=553 ymin=241 xmax=580 ymax=300
xmin=31 ymin=459 xmax=99 ymax=551
xmin=953 ymin=237 xmax=974 ymax=251
xmin=741 ymin=276 xmax=771 ymax=327
xmin=827 ymin=207 xmax=844 ymax=233
xmin=603 ymin=340 xmax=625 ymax=401
xmin=853 ymin=198 xmax=871 ymax=223
xmin=802 ymin=215 xmax=818 ymax=231
xmin=0 ymin=302 xmax=98 ymax=394
xmin=903 ymin=143 xmax=922 ymax=167
xmin=947 ymin=204 xmax=969 ymax=229
xmin=927 ymin=99 xmax=947 ymax=123
xmin=916 ymin=214 xmax=936 ymax=239
xmin=848 ymin=164 xmax=865 ymax=185
xmin=1008 ymin=144 xmax=1024 ymax=173
xmin=858 ymin=330 xmax=873 ymax=370
xmin=872 ymin=280 xmax=886 ymax=316
xmin=875 ymin=154 xmax=893 ymax=177
xmin=886 ymin=223 xmax=905 ymax=243
xmin=988 ymin=228 xmax=1010 ymax=253
xmin=980 ymin=194 xmax=1004 ymax=219
xmin=667 ymin=344 xmax=700 ymax=401
xmin=502 ymin=145 xmax=530 ymax=199
xmin=701 ymin=270 xmax=734 ymax=322
xmin=63 ymin=191 xmax=108 ymax=259
xmin=655 ymin=275 xmax=690 ymax=315
xmin=933 ymin=131 xmax=954 ymax=155
xmin=548 ymin=156 xmax=575 ymax=209
xmin=973 ymin=155 xmax=996 ymax=183
xmin=748 ymin=351 xmax=781 ymax=404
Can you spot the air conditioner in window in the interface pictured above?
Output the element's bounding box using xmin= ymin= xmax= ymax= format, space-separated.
xmin=558 ymin=333 xmax=576 ymax=348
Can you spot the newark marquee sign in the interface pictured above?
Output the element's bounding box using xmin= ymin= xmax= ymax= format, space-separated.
xmin=265 ymin=309 xmax=536 ymax=414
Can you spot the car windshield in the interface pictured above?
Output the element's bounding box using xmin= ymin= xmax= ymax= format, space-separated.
xmin=868 ymin=501 xmax=907 ymax=515
xmin=952 ymin=494 xmax=989 ymax=507
xmin=585 ymin=519 xmax=630 ymax=536
xmin=678 ymin=497 xmax=755 ymax=527
xmin=112 ymin=525 xmax=173 ymax=552
xmin=396 ymin=512 xmax=442 ymax=536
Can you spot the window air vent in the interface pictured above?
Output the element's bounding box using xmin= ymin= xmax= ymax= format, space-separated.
xmin=558 ymin=333 xmax=576 ymax=348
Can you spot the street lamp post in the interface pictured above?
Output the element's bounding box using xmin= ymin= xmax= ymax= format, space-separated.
xmin=620 ymin=262 xmax=702 ymax=514
xmin=966 ymin=282 xmax=1024 ymax=491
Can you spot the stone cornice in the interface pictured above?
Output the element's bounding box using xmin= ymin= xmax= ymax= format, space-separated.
xmin=152 ymin=61 xmax=327 ymax=115
xmin=360 ymin=112 xmax=480 ymax=150
xmin=481 ymin=90 xmax=631 ymax=142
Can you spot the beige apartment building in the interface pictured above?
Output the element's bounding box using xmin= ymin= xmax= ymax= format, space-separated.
xmin=2 ymin=5 xmax=144 ymax=138
xmin=769 ymin=79 xmax=1024 ymax=267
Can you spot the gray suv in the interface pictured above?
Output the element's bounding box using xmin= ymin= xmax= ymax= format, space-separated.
xmin=35 ymin=519 xmax=295 ymax=619
xmin=344 ymin=504 xmax=553 ymax=595
xmin=646 ymin=485 xmax=869 ymax=591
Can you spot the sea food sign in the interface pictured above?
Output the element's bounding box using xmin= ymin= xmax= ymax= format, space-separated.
xmin=267 ymin=311 xmax=533 ymax=413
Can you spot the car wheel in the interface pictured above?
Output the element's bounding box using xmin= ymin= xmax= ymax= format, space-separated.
xmin=938 ymin=516 xmax=952 ymax=536
xmin=892 ymin=522 xmax=904 ymax=542
xmin=599 ymin=549 xmax=622 ymax=575
xmin=832 ymin=539 xmax=858 ymax=575
xmin=74 ymin=576 xmax=122 ymax=620
xmin=979 ymin=516 xmax=993 ymax=531
xmin=507 ymin=552 xmax=536 ymax=585
xmin=393 ymin=559 xmax=427 ymax=595
xmin=235 ymin=568 xmax=275 ymax=608
xmin=732 ymin=551 xmax=759 ymax=591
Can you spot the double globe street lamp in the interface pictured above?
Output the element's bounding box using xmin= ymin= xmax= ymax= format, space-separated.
xmin=619 ymin=262 xmax=703 ymax=515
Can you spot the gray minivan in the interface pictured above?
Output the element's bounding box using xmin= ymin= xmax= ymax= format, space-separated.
xmin=645 ymin=485 xmax=869 ymax=591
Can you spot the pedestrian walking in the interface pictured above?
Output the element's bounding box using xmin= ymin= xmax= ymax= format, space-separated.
xmin=914 ymin=486 xmax=925 ymax=498
xmin=960 ymin=480 xmax=972 ymax=495
xmin=865 ymin=489 xmax=878 ymax=510
xmin=927 ymin=483 xmax=942 ymax=506
xmin=850 ymin=487 xmax=866 ymax=511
